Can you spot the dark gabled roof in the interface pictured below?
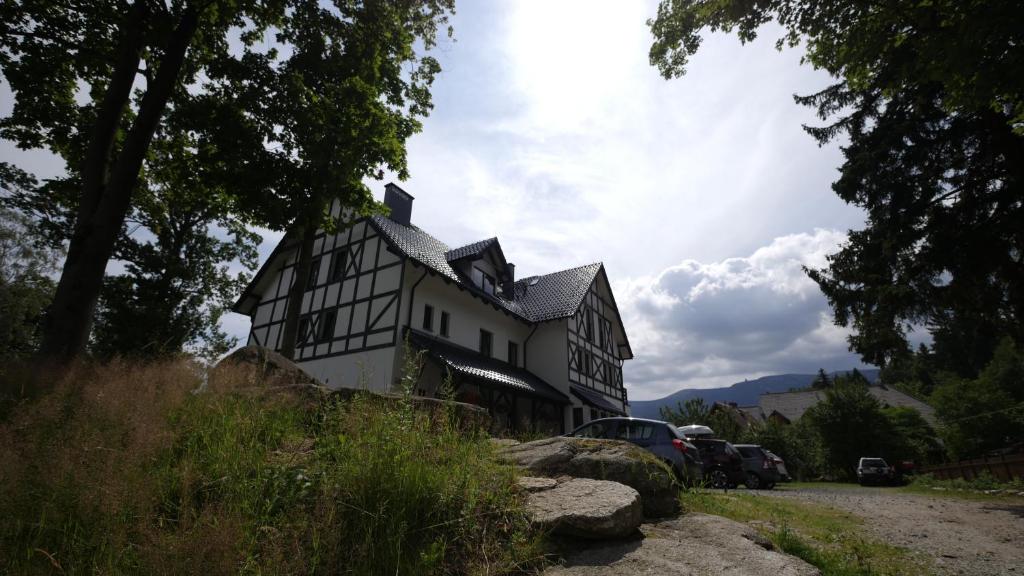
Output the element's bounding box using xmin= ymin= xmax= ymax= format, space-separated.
xmin=512 ymin=264 xmax=602 ymax=322
xmin=445 ymin=237 xmax=498 ymax=261
xmin=570 ymin=384 xmax=625 ymax=415
xmin=370 ymin=215 xmax=601 ymax=324
xmin=407 ymin=329 xmax=569 ymax=403
xmin=757 ymin=385 xmax=936 ymax=425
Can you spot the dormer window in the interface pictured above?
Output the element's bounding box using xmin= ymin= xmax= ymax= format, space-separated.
xmin=471 ymin=266 xmax=496 ymax=296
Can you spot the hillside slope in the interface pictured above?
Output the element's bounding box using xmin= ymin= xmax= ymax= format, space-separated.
xmin=629 ymin=370 xmax=879 ymax=420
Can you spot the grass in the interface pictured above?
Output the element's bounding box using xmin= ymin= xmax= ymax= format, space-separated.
xmin=900 ymin=472 xmax=1024 ymax=501
xmin=679 ymin=488 xmax=931 ymax=576
xmin=0 ymin=358 xmax=547 ymax=575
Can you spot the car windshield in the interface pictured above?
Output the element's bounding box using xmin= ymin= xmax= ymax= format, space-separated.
xmin=862 ymin=458 xmax=887 ymax=467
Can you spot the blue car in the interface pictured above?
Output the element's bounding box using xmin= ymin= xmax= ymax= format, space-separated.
xmin=568 ymin=417 xmax=704 ymax=486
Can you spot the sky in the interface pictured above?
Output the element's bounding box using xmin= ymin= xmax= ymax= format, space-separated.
xmin=1 ymin=0 xmax=873 ymax=400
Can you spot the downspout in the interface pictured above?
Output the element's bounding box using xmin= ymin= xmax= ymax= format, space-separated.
xmin=522 ymin=323 xmax=538 ymax=368
xmin=406 ymin=266 xmax=429 ymax=329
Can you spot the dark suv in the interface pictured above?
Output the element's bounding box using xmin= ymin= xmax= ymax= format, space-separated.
xmin=733 ymin=444 xmax=782 ymax=490
xmin=568 ymin=417 xmax=703 ymax=485
xmin=687 ymin=438 xmax=745 ymax=489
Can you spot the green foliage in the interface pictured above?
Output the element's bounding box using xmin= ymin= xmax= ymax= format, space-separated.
xmin=803 ymin=383 xmax=893 ymax=479
xmin=811 ymin=368 xmax=831 ymax=390
xmin=0 ymin=205 xmax=62 ymax=360
xmin=910 ymin=472 xmax=1024 ymax=494
xmin=741 ymin=419 xmax=824 ymax=481
xmin=649 ymin=0 xmax=1024 ymax=374
xmin=660 ymin=396 xmax=710 ymax=425
xmin=931 ymin=338 xmax=1024 ymax=458
xmin=0 ymin=360 xmax=543 ymax=575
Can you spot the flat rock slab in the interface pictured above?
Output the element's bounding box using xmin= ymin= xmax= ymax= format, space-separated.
xmin=543 ymin=513 xmax=820 ymax=576
xmin=518 ymin=476 xmax=558 ymax=492
xmin=527 ymin=478 xmax=642 ymax=539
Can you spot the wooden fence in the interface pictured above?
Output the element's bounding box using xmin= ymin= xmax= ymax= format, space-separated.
xmin=920 ymin=453 xmax=1024 ymax=482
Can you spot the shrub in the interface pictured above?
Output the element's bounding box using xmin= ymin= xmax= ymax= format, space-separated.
xmin=0 ymin=359 xmax=544 ymax=575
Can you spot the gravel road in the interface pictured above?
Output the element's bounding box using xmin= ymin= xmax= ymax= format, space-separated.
xmin=756 ymin=485 xmax=1024 ymax=576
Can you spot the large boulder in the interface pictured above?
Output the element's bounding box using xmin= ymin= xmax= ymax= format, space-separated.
xmin=525 ymin=478 xmax=642 ymax=539
xmin=499 ymin=437 xmax=679 ymax=517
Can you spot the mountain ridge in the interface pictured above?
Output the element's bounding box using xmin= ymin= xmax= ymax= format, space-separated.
xmin=628 ymin=369 xmax=880 ymax=420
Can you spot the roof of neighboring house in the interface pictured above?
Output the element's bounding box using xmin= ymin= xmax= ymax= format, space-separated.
xmin=757 ymin=385 xmax=936 ymax=425
xmin=407 ymin=329 xmax=569 ymax=404
xmin=570 ymin=384 xmax=625 ymax=415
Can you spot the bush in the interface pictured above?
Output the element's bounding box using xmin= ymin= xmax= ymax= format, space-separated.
xmin=910 ymin=472 xmax=1024 ymax=493
xmin=0 ymin=359 xmax=544 ymax=575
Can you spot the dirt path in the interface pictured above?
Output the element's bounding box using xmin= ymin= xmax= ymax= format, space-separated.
xmin=757 ymin=485 xmax=1024 ymax=576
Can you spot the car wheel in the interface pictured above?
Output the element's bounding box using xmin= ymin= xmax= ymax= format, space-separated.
xmin=709 ymin=468 xmax=729 ymax=489
xmin=745 ymin=472 xmax=762 ymax=490
xmin=765 ymin=482 xmax=776 ymax=490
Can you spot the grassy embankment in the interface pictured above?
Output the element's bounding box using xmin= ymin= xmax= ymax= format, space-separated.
xmin=679 ymin=488 xmax=931 ymax=576
xmin=0 ymin=360 xmax=546 ymax=575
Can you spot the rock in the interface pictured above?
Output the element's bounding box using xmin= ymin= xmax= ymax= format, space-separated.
xmin=499 ymin=436 xmax=679 ymax=517
xmin=543 ymin=513 xmax=820 ymax=576
xmin=519 ymin=476 xmax=558 ymax=492
xmin=490 ymin=438 xmax=522 ymax=448
xmin=525 ymin=478 xmax=642 ymax=539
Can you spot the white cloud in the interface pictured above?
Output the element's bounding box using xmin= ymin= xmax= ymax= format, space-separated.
xmin=618 ymin=229 xmax=869 ymax=400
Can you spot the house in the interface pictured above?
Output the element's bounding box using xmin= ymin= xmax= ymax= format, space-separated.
xmin=232 ymin=183 xmax=633 ymax=434
xmin=739 ymin=385 xmax=937 ymax=426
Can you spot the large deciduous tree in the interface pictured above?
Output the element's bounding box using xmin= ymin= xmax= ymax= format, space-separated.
xmin=649 ymin=1 xmax=1024 ymax=376
xmin=0 ymin=0 xmax=286 ymax=363
xmin=262 ymin=0 xmax=452 ymax=360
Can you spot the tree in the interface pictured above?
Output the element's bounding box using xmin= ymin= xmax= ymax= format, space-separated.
xmin=802 ymin=383 xmax=892 ymax=478
xmin=0 ymin=203 xmax=63 ymax=360
xmin=0 ymin=0 xmax=287 ymax=363
xmin=649 ymin=1 xmax=1024 ymax=376
xmin=811 ymin=368 xmax=831 ymax=390
xmin=264 ymin=0 xmax=453 ymax=360
xmin=931 ymin=338 xmax=1024 ymax=458
xmin=660 ymin=397 xmax=710 ymax=425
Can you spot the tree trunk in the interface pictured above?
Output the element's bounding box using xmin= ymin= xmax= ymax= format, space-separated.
xmin=39 ymin=5 xmax=201 ymax=363
xmin=279 ymin=219 xmax=318 ymax=360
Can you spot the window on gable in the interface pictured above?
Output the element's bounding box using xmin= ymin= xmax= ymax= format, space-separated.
xmin=479 ymin=329 xmax=493 ymax=357
xmin=307 ymin=258 xmax=321 ymax=287
xmin=440 ymin=311 xmax=450 ymax=337
xmin=329 ymin=250 xmax=347 ymax=283
xmin=317 ymin=309 xmax=336 ymax=342
xmin=575 ymin=348 xmax=585 ymax=374
xmin=585 ymin=309 xmax=594 ymax=342
xmin=423 ymin=304 xmax=434 ymax=332
xmin=508 ymin=341 xmax=518 ymax=366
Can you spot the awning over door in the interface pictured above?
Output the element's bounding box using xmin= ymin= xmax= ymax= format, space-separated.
xmin=407 ymin=329 xmax=569 ymax=404
xmin=570 ymin=384 xmax=624 ymax=415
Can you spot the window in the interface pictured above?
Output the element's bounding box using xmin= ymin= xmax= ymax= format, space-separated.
xmin=297 ymin=317 xmax=311 ymax=345
xmin=479 ymin=329 xmax=493 ymax=357
xmin=471 ymin=267 xmax=496 ymax=295
xmin=440 ymin=311 xmax=450 ymax=337
xmin=307 ymin=258 xmax=321 ymax=287
xmin=616 ymin=423 xmax=655 ymax=441
xmin=571 ymin=421 xmax=611 ymax=439
xmin=423 ymin=304 xmax=434 ymax=332
xmin=317 ymin=309 xmax=336 ymax=342
xmin=329 ymin=250 xmax=347 ymax=282
xmin=599 ymin=318 xmax=611 ymax=349
xmin=572 ymin=407 xmax=583 ymax=429
xmin=507 ymin=341 xmax=518 ymax=366
xmin=585 ymin=310 xmax=594 ymax=342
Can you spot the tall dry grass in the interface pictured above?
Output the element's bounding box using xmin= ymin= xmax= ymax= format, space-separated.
xmin=0 ymin=359 xmax=545 ymax=575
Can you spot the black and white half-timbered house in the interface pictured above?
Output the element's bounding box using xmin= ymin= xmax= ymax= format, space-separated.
xmin=233 ymin=184 xmax=634 ymax=434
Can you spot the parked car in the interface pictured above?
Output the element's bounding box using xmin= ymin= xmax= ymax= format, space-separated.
xmin=686 ymin=437 xmax=745 ymax=489
xmin=856 ymin=457 xmax=896 ymax=486
xmin=765 ymin=450 xmax=791 ymax=482
xmin=567 ymin=417 xmax=704 ymax=485
xmin=733 ymin=444 xmax=782 ymax=490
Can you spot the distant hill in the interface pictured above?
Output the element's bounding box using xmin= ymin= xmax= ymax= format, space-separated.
xmin=629 ymin=369 xmax=880 ymax=420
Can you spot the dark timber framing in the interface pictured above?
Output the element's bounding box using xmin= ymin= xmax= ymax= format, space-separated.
xmin=246 ymin=218 xmax=406 ymax=362
xmin=567 ymin=278 xmax=627 ymax=412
